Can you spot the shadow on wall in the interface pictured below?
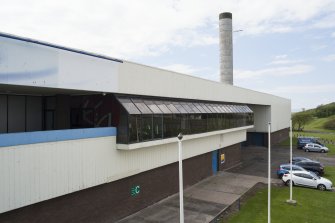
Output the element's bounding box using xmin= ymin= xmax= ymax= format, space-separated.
xmin=245 ymin=128 xmax=289 ymax=147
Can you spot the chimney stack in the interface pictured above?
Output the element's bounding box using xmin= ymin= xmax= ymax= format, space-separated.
xmin=219 ymin=12 xmax=233 ymax=85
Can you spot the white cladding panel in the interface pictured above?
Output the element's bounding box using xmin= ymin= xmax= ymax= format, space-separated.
xmin=0 ymin=36 xmax=120 ymax=92
xmin=0 ymin=129 xmax=245 ymax=213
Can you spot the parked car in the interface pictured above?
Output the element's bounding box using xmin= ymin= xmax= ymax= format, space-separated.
xmin=295 ymin=160 xmax=325 ymax=175
xmin=277 ymin=164 xmax=307 ymax=178
xmin=282 ymin=170 xmax=333 ymax=191
xmin=304 ymin=143 xmax=329 ymax=153
xmin=297 ymin=137 xmax=324 ymax=149
xmin=291 ymin=156 xmax=312 ymax=164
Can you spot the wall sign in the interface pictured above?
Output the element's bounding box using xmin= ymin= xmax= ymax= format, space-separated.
xmin=131 ymin=185 xmax=141 ymax=197
xmin=220 ymin=153 xmax=225 ymax=164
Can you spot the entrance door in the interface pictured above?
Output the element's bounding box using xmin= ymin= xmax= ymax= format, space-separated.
xmin=212 ymin=150 xmax=218 ymax=174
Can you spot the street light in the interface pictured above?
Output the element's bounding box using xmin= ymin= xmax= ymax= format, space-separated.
xmin=268 ymin=122 xmax=271 ymax=223
xmin=286 ymin=120 xmax=297 ymax=205
xmin=177 ymin=133 xmax=184 ymax=223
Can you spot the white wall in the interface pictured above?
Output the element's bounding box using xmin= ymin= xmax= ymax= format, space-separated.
xmin=0 ymin=128 xmax=246 ymax=214
xmin=0 ymin=35 xmax=120 ymax=92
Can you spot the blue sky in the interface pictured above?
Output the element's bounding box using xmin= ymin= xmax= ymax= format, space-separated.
xmin=0 ymin=0 xmax=334 ymax=111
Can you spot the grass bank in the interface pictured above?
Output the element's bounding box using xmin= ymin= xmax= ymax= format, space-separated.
xmin=227 ymin=182 xmax=335 ymax=222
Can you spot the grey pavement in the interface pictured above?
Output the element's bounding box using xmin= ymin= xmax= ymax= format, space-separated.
xmin=117 ymin=171 xmax=280 ymax=223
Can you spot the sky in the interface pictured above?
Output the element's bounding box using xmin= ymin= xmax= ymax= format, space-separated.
xmin=0 ymin=0 xmax=334 ymax=111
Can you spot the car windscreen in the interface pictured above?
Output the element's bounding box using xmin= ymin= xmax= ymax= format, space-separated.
xmin=309 ymin=171 xmax=320 ymax=179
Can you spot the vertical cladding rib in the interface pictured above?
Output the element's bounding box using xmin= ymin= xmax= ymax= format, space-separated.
xmin=219 ymin=12 xmax=233 ymax=85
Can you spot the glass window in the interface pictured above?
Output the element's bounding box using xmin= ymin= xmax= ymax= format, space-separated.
xmin=228 ymin=105 xmax=235 ymax=113
xmin=164 ymin=101 xmax=181 ymax=113
xmin=155 ymin=101 xmax=172 ymax=113
xmin=188 ymin=103 xmax=201 ymax=113
xmin=153 ymin=115 xmax=163 ymax=139
xmin=131 ymin=98 xmax=153 ymax=114
xmin=220 ymin=105 xmax=229 ymax=113
xmin=173 ymin=102 xmax=188 ymax=113
xmin=242 ymin=106 xmax=248 ymax=113
xmin=215 ymin=104 xmax=225 ymax=113
xmin=141 ymin=115 xmax=153 ymax=141
xmin=224 ymin=105 xmax=232 ymax=113
xmin=180 ymin=102 xmax=193 ymax=113
xmin=205 ymin=104 xmax=217 ymax=113
xmin=211 ymin=104 xmax=221 ymax=113
xmin=144 ymin=100 xmax=162 ymax=114
xmin=193 ymin=103 xmax=206 ymax=113
xmin=247 ymin=106 xmax=253 ymax=113
xmin=230 ymin=105 xmax=239 ymax=113
xmin=235 ymin=106 xmax=242 ymax=113
xmin=117 ymin=109 xmax=129 ymax=144
xmin=200 ymin=103 xmax=212 ymax=113
xmin=117 ymin=97 xmax=141 ymax=114
xmin=129 ymin=115 xmax=141 ymax=143
xmin=179 ymin=114 xmax=189 ymax=134
xmin=163 ymin=114 xmax=181 ymax=138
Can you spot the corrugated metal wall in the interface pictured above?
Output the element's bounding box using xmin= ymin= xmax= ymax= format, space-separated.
xmin=0 ymin=129 xmax=246 ymax=214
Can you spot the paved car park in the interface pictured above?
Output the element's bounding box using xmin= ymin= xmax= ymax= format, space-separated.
xmin=228 ymin=145 xmax=334 ymax=179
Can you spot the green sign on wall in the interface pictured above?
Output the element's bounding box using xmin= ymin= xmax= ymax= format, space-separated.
xmin=131 ymin=185 xmax=141 ymax=197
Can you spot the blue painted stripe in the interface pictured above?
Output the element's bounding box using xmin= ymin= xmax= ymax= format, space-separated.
xmin=0 ymin=32 xmax=123 ymax=63
xmin=0 ymin=127 xmax=116 ymax=147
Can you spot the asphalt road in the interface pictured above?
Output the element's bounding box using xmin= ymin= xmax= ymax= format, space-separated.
xmin=227 ymin=145 xmax=335 ymax=179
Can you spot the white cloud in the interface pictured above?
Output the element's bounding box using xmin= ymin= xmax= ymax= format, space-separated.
xmin=311 ymin=44 xmax=328 ymax=51
xmin=323 ymin=54 xmax=335 ymax=62
xmin=269 ymin=55 xmax=303 ymax=65
xmin=274 ymin=55 xmax=288 ymax=59
xmin=332 ymin=32 xmax=335 ymax=38
xmin=0 ymin=0 xmax=334 ymax=59
xmin=235 ymin=64 xmax=313 ymax=80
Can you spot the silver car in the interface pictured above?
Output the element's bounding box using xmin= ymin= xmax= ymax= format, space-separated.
xmin=304 ymin=143 xmax=329 ymax=153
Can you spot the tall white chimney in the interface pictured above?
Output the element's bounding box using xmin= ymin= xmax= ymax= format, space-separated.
xmin=219 ymin=12 xmax=233 ymax=85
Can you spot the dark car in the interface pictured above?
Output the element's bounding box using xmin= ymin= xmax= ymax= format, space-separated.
xmin=291 ymin=157 xmax=312 ymax=164
xmin=294 ymin=160 xmax=325 ymax=175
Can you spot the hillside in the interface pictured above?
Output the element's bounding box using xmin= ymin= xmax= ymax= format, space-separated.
xmin=294 ymin=102 xmax=335 ymax=132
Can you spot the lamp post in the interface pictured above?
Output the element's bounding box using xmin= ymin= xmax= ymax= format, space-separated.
xmin=286 ymin=120 xmax=297 ymax=205
xmin=177 ymin=133 xmax=184 ymax=223
xmin=268 ymin=122 xmax=271 ymax=223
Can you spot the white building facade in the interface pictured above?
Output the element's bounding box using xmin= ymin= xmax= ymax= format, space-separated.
xmin=0 ymin=33 xmax=290 ymax=222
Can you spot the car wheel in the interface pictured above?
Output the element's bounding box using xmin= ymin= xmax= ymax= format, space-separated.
xmin=286 ymin=180 xmax=294 ymax=186
xmin=305 ymin=149 xmax=309 ymax=152
xmin=317 ymin=184 xmax=326 ymax=191
xmin=321 ymin=149 xmax=325 ymax=153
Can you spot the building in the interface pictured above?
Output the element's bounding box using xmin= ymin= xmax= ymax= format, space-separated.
xmin=0 ymin=13 xmax=290 ymax=223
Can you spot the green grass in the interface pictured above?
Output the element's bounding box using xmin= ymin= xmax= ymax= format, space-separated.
xmin=227 ymin=166 xmax=335 ymax=223
xmin=227 ymin=185 xmax=335 ymax=223
xmin=304 ymin=115 xmax=335 ymax=133
xmin=324 ymin=166 xmax=335 ymax=183
xmin=277 ymin=136 xmax=298 ymax=147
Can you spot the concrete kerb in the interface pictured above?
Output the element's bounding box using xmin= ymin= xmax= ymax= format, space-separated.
xmin=210 ymin=181 xmax=284 ymax=223
xmin=209 ymin=182 xmax=266 ymax=223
